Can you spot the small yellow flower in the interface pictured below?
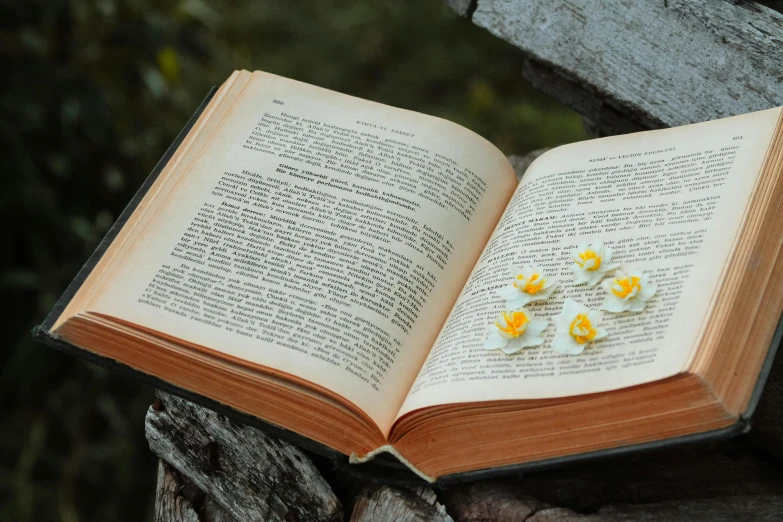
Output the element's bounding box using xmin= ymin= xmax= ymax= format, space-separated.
xmin=601 ymin=268 xmax=656 ymax=313
xmin=552 ymin=299 xmax=608 ymax=355
xmin=484 ymin=308 xmax=548 ymax=355
xmin=497 ymin=265 xmax=558 ymax=308
xmin=571 ymin=241 xmax=620 ymax=286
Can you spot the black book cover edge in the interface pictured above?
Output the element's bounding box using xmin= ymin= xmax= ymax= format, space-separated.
xmin=32 ymin=88 xmax=782 ymax=487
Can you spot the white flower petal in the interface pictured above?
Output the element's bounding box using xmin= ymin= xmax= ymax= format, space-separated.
xmin=554 ymin=314 xmax=572 ymax=329
xmin=506 ymin=294 xmax=531 ymax=309
xmin=552 ymin=334 xmax=585 ymax=355
xmin=586 ymin=310 xmax=601 ymax=323
xmin=527 ymin=319 xmax=549 ymax=335
xmin=638 ymin=283 xmax=657 ymax=301
xmin=601 ymin=295 xmax=629 ymax=313
xmin=593 ymin=328 xmax=609 ymax=341
xmin=537 ymin=284 xmax=558 ymax=299
xmin=586 ymin=270 xmax=605 ymax=286
xmin=562 ymin=299 xmax=586 ymax=318
xmin=601 ymin=279 xmax=614 ymax=292
xmin=518 ymin=330 xmax=545 ymax=348
xmin=501 ymin=342 xmax=523 ymax=355
xmin=572 ymin=267 xmax=591 ymax=285
xmin=625 ymin=267 xmax=642 ymax=279
xmin=484 ymin=331 xmax=509 ymax=350
xmin=627 ymin=299 xmax=647 ymax=312
xmin=497 ymin=285 xmax=520 ymax=300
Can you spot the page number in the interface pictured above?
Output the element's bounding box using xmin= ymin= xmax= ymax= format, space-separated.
xmin=732 ymin=136 xmax=743 ymax=140
xmin=273 ymin=99 xmax=284 ymax=105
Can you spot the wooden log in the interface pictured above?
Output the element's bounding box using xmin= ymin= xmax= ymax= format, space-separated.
xmin=450 ymin=1 xmax=783 ymax=133
xmin=156 ymin=460 xmax=201 ymax=522
xmin=440 ymin=480 xmax=544 ymax=521
xmin=145 ymin=391 xmax=342 ymax=522
xmin=527 ymin=495 xmax=783 ymax=522
xmin=155 ymin=460 xmax=237 ymax=522
xmin=441 ymin=441 xmax=783 ymax=518
xmin=350 ymin=486 xmax=453 ymax=522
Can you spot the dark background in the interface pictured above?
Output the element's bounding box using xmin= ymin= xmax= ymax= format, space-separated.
xmin=0 ymin=1 xmax=588 ymax=520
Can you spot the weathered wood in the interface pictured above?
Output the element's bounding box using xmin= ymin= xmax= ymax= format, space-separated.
xmin=156 ymin=460 xmax=201 ymax=522
xmin=526 ymin=495 xmax=783 ymax=521
xmin=441 ymin=441 xmax=783 ymax=515
xmin=350 ymin=486 xmax=453 ymax=522
xmin=451 ymin=1 xmax=783 ymax=134
xmin=146 ymin=391 xmax=342 ymax=522
xmin=155 ymin=460 xmax=237 ymax=522
xmin=440 ymin=481 xmax=544 ymax=521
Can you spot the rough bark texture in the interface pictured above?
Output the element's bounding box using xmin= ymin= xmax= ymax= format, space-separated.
xmin=441 ymin=481 xmax=545 ymax=521
xmin=350 ymin=486 xmax=453 ymax=522
xmin=454 ymin=1 xmax=783 ymax=134
xmin=155 ymin=460 xmax=201 ymax=522
xmin=527 ymin=496 xmax=783 ymax=522
xmin=440 ymin=441 xmax=783 ymax=518
xmin=146 ymin=390 xmax=342 ymax=522
xmin=155 ymin=460 xmax=237 ymax=522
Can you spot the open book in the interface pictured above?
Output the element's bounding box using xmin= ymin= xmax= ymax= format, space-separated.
xmin=38 ymin=70 xmax=783 ymax=483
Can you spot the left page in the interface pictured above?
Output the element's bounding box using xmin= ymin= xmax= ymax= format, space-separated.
xmin=81 ymin=71 xmax=518 ymax=434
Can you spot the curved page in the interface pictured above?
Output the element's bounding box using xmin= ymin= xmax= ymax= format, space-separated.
xmin=87 ymin=71 xmax=517 ymax=435
xmin=399 ymin=108 xmax=781 ymax=418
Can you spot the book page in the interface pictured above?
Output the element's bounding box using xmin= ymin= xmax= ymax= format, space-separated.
xmin=398 ymin=108 xmax=781 ymax=417
xmin=85 ymin=71 xmax=518 ymax=434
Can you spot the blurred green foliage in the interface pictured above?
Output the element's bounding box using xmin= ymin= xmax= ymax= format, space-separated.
xmin=0 ymin=1 xmax=586 ymax=520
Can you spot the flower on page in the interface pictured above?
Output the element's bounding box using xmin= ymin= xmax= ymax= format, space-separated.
xmin=601 ymin=268 xmax=657 ymax=313
xmin=497 ymin=265 xmax=558 ymax=308
xmin=484 ymin=308 xmax=548 ymax=355
xmin=571 ymin=241 xmax=620 ymax=286
xmin=552 ymin=299 xmax=608 ymax=355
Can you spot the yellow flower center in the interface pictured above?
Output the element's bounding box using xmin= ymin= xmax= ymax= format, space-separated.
xmin=514 ymin=273 xmax=545 ymax=294
xmin=496 ymin=310 xmax=529 ymax=338
xmin=569 ymin=313 xmax=597 ymax=344
xmin=611 ymin=276 xmax=641 ymax=299
xmin=576 ymin=250 xmax=602 ymax=271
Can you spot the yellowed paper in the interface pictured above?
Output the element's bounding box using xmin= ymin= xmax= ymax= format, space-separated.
xmin=85 ymin=71 xmax=517 ymax=434
xmin=399 ymin=108 xmax=781 ymax=418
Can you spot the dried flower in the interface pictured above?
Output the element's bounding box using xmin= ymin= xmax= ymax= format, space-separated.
xmin=552 ymin=299 xmax=608 ymax=355
xmin=571 ymin=241 xmax=620 ymax=286
xmin=484 ymin=308 xmax=548 ymax=355
xmin=601 ymin=268 xmax=656 ymax=313
xmin=497 ymin=265 xmax=558 ymax=308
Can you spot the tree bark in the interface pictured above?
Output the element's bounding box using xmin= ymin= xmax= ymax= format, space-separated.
xmin=146 ymin=390 xmax=342 ymax=522
xmin=350 ymin=486 xmax=453 ymax=522
xmin=155 ymin=460 xmax=237 ymax=522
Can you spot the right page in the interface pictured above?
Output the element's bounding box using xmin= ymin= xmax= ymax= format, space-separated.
xmin=398 ymin=108 xmax=782 ymax=417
